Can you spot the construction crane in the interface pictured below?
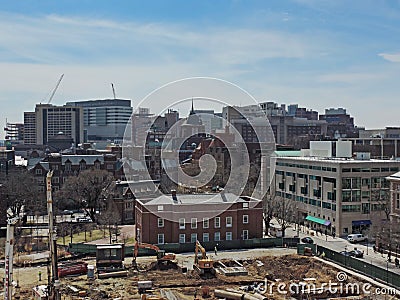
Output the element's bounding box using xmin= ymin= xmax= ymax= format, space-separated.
xmin=111 ymin=83 xmax=116 ymax=99
xmin=133 ymin=242 xmax=176 ymax=268
xmin=47 ymin=74 xmax=64 ymax=104
xmin=4 ymin=216 xmax=19 ymax=300
xmin=194 ymin=240 xmax=215 ymax=276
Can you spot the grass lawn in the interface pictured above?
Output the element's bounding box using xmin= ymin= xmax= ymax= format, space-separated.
xmin=57 ymin=229 xmax=107 ymax=245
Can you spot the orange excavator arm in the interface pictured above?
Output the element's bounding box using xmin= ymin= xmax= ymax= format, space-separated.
xmin=134 ymin=242 xmax=160 ymax=259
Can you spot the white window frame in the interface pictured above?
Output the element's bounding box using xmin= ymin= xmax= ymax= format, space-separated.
xmin=191 ymin=218 xmax=197 ymax=229
xmin=203 ymin=233 xmax=209 ymax=242
xmin=243 ymin=215 xmax=249 ymax=224
xmin=214 ymin=217 xmax=220 ymax=228
xmin=35 ymin=169 xmax=42 ymax=175
xmin=158 ymin=205 xmax=164 ymax=211
xmin=158 ymin=218 xmax=164 ymax=228
xmin=226 ymin=216 xmax=232 ymax=228
xmin=179 ymin=234 xmax=186 ymax=244
xmin=191 ymin=233 xmax=197 ymax=243
xmin=226 ymin=231 xmax=232 ymax=241
xmin=214 ymin=232 xmax=220 ymax=241
xmin=157 ymin=233 xmax=164 ymax=244
xmin=179 ymin=218 xmax=185 ymax=229
xmin=243 ymin=202 xmax=249 ymax=209
xmin=203 ymin=218 xmax=209 ymax=229
xmin=242 ymin=230 xmax=249 ymax=240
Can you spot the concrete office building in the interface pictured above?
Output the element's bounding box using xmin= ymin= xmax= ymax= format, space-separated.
xmin=66 ymin=99 xmax=133 ymax=143
xmin=24 ymin=104 xmax=84 ymax=146
xmin=273 ymin=144 xmax=400 ymax=237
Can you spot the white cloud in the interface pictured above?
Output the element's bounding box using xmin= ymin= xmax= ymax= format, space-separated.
xmin=378 ymin=52 xmax=400 ymax=63
xmin=0 ymin=12 xmax=313 ymax=66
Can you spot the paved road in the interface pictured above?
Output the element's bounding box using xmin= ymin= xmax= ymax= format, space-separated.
xmin=286 ymin=225 xmax=400 ymax=274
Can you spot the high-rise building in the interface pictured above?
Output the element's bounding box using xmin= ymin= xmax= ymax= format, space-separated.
xmin=66 ymin=99 xmax=133 ymax=143
xmin=319 ymin=108 xmax=358 ymax=138
xmin=23 ymin=104 xmax=84 ymax=146
xmin=4 ymin=122 xmax=24 ymax=144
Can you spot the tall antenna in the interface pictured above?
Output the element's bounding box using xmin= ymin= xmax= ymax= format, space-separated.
xmin=111 ymin=83 xmax=116 ymax=99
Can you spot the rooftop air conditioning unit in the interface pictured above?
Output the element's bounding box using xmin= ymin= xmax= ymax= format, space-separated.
xmin=355 ymin=152 xmax=370 ymax=160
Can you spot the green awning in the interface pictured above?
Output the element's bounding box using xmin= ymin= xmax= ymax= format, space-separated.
xmin=305 ymin=215 xmax=331 ymax=226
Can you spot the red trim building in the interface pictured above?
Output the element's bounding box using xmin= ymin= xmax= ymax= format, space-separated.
xmin=135 ymin=192 xmax=263 ymax=245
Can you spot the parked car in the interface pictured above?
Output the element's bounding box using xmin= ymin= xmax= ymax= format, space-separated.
xmin=350 ymin=249 xmax=364 ymax=258
xmin=62 ymin=210 xmax=73 ymax=215
xmin=340 ymin=249 xmax=364 ymax=258
xmin=340 ymin=250 xmax=353 ymax=257
xmin=301 ymin=237 xmax=314 ymax=244
xmin=347 ymin=234 xmax=367 ymax=243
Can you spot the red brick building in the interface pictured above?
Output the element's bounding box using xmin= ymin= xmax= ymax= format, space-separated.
xmin=28 ymin=153 xmax=121 ymax=193
xmin=135 ymin=192 xmax=263 ymax=245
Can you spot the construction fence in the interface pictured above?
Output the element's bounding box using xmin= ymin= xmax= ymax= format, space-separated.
xmin=68 ymin=237 xmax=300 ymax=256
xmin=317 ymin=245 xmax=400 ymax=289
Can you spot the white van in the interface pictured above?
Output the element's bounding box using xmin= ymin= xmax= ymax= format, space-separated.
xmin=347 ymin=234 xmax=366 ymax=243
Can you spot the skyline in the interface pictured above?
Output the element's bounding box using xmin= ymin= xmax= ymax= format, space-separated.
xmin=1 ymin=1 xmax=400 ymax=139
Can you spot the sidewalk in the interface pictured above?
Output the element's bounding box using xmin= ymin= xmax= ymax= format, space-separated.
xmin=294 ymin=225 xmax=400 ymax=274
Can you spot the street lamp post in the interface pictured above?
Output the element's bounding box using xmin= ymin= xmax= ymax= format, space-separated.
xmin=386 ymin=260 xmax=389 ymax=283
xmin=344 ymin=245 xmax=348 ymax=266
xmin=297 ymin=210 xmax=301 ymax=237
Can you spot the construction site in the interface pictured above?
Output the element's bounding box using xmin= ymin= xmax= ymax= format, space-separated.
xmin=1 ymin=171 xmax=399 ymax=299
xmin=2 ymin=243 xmax=399 ymax=300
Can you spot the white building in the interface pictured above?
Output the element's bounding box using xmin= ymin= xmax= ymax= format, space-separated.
xmin=272 ymin=143 xmax=400 ymax=237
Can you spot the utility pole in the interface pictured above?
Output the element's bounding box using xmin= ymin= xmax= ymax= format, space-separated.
xmin=4 ymin=216 xmax=18 ymax=300
xmin=46 ymin=171 xmax=61 ymax=300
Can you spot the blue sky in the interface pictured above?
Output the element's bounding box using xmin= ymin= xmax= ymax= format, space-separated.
xmin=1 ymin=0 xmax=400 ymax=139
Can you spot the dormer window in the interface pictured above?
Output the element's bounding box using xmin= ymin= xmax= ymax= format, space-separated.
xmin=79 ymin=160 xmax=86 ymax=170
xmin=65 ymin=160 xmax=71 ymax=171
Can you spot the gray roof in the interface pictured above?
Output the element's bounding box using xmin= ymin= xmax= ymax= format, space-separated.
xmin=141 ymin=193 xmax=259 ymax=206
xmin=39 ymin=162 xmax=50 ymax=171
xmin=123 ymin=159 xmax=147 ymax=171
xmin=62 ymin=155 xmax=104 ymax=165
xmin=27 ymin=158 xmax=42 ymax=170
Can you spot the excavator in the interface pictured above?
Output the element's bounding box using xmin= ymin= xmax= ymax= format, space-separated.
xmin=133 ymin=242 xmax=176 ymax=269
xmin=194 ymin=240 xmax=215 ymax=276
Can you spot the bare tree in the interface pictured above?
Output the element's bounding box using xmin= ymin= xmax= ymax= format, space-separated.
xmin=98 ymin=201 xmax=121 ymax=243
xmin=57 ymin=169 xmax=115 ymax=222
xmin=273 ymin=195 xmax=296 ymax=238
xmin=263 ymin=190 xmax=275 ymax=236
xmin=0 ymin=169 xmax=40 ymax=219
xmin=371 ymin=189 xmax=391 ymax=220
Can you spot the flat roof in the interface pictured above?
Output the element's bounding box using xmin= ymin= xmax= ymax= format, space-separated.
xmin=138 ymin=193 xmax=260 ymax=206
xmin=275 ymin=156 xmax=400 ymax=164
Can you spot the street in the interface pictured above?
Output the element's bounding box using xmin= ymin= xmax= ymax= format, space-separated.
xmin=287 ymin=224 xmax=400 ymax=274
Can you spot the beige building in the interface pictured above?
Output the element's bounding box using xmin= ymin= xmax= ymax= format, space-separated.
xmin=273 ymin=154 xmax=400 ymax=237
xmin=24 ymin=104 xmax=84 ymax=145
xmin=387 ymin=172 xmax=400 ymax=242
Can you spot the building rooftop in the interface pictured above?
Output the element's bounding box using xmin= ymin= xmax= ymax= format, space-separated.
xmin=275 ymin=155 xmax=400 ymax=164
xmin=62 ymin=155 xmax=104 ymax=165
xmin=140 ymin=192 xmax=260 ymax=206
